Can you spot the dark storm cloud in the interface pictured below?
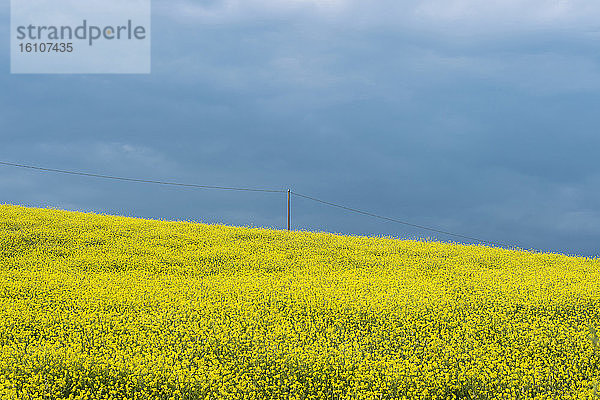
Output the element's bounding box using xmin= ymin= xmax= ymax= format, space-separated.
xmin=1 ymin=0 xmax=599 ymax=256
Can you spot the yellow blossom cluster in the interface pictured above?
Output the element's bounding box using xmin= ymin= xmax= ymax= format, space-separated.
xmin=1 ymin=204 xmax=599 ymax=399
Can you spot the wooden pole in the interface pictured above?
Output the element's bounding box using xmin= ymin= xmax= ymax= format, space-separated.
xmin=287 ymin=189 xmax=291 ymax=231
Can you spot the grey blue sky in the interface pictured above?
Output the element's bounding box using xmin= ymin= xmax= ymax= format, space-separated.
xmin=1 ymin=0 xmax=600 ymax=256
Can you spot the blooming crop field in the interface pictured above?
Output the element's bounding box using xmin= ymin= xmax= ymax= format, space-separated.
xmin=1 ymin=204 xmax=600 ymax=399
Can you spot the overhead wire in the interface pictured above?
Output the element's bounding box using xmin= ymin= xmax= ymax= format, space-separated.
xmin=0 ymin=161 xmax=285 ymax=193
xmin=1 ymin=160 xmax=504 ymax=247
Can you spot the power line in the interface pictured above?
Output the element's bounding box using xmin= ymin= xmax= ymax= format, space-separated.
xmin=292 ymin=191 xmax=504 ymax=247
xmin=0 ymin=161 xmax=285 ymax=193
xmin=0 ymin=160 xmax=504 ymax=247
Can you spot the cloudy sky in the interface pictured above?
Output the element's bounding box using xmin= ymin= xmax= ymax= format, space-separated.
xmin=1 ymin=0 xmax=600 ymax=256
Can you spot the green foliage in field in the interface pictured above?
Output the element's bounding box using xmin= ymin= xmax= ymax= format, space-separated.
xmin=1 ymin=204 xmax=599 ymax=399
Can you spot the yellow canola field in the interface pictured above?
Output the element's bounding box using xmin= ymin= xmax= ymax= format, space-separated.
xmin=1 ymin=203 xmax=600 ymax=399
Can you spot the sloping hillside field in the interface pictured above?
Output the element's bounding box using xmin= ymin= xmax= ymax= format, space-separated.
xmin=1 ymin=204 xmax=600 ymax=399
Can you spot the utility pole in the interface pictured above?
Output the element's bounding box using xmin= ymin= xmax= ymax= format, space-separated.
xmin=287 ymin=189 xmax=291 ymax=231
